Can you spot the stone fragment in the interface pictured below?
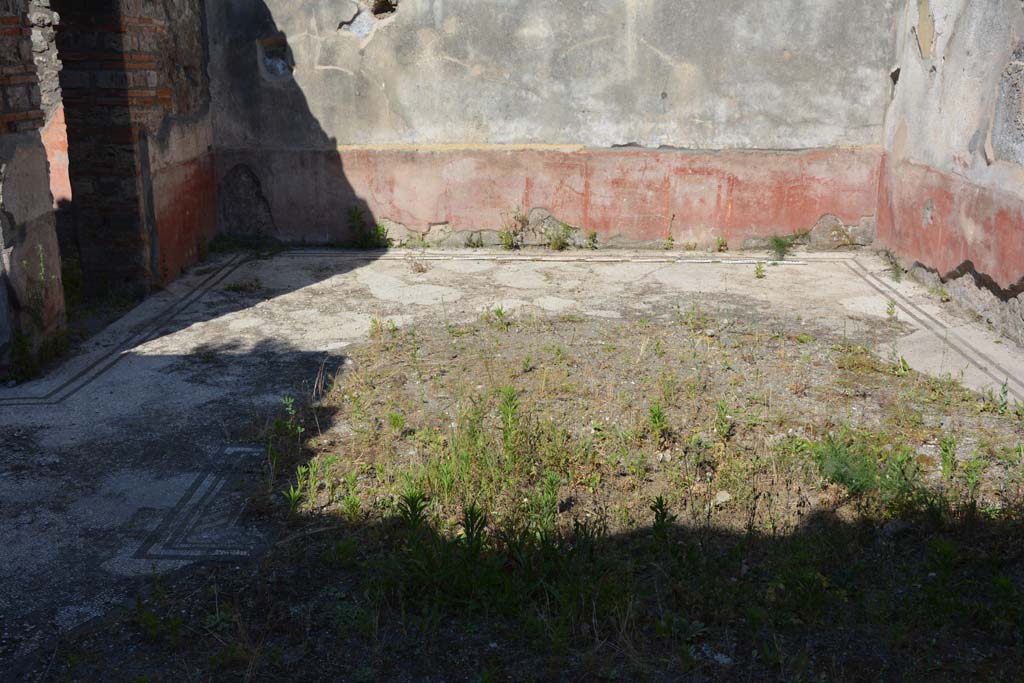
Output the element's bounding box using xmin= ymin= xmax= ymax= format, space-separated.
xmin=808 ymin=214 xmax=853 ymax=250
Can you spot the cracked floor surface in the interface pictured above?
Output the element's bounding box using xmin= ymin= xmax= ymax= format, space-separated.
xmin=1 ymin=247 xmax=1022 ymax=668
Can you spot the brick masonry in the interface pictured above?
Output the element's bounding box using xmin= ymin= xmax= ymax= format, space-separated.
xmin=53 ymin=0 xmax=212 ymax=296
xmin=0 ymin=9 xmax=44 ymax=134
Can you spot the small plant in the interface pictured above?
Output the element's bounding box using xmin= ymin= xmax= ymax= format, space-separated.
xmin=586 ymin=230 xmax=599 ymax=249
xmin=460 ymin=504 xmax=488 ymax=560
xmin=341 ymin=493 xmax=361 ymax=521
xmin=397 ymin=489 xmax=429 ymax=531
xmin=813 ymin=433 xmax=877 ymax=496
xmin=768 ymin=234 xmax=797 ymax=261
xmin=489 ymin=305 xmax=510 ymax=331
xmin=887 ymin=345 xmax=910 ymax=376
xmin=662 ymin=234 xmax=675 ymax=251
xmin=349 ymin=208 xmax=391 ymax=249
xmin=714 ymin=400 xmax=735 ymax=441
xmin=465 ymin=232 xmax=484 ymax=249
xmin=881 ymin=248 xmax=903 ymax=281
xmin=498 ymin=385 xmax=520 ymax=448
xmin=372 ymin=224 xmax=391 ymax=247
xmin=24 ymin=244 xmax=54 ymax=329
xmin=547 ymin=222 xmax=574 ymax=251
xmin=998 ymin=380 xmax=1010 ymax=415
xmin=406 ymin=232 xmax=429 ymax=249
xmin=962 ymin=454 xmax=986 ymax=502
xmin=887 ymin=299 xmax=897 ymax=320
xmin=939 ymin=435 xmax=957 ymax=482
xmin=754 ymin=262 xmax=766 ymax=279
xmin=650 ymin=496 xmax=676 ymax=538
xmin=369 ymin=317 xmax=398 ymax=339
xmin=387 ymin=411 xmax=406 ymax=434
xmin=283 ymin=482 xmax=304 ymax=514
xmin=528 ymin=470 xmax=561 ymax=534
xmin=499 ymin=209 xmax=527 ymax=250
xmin=716 ymin=237 xmax=728 ymax=253
xmin=499 ymin=229 xmax=519 ymax=250
xmin=266 ymin=445 xmax=280 ymax=489
xmin=648 ymin=402 xmax=668 ymax=445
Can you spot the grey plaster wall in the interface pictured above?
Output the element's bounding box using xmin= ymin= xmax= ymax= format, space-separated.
xmin=0 ymin=132 xmax=63 ymax=368
xmin=208 ymin=0 xmax=901 ymax=151
xmin=884 ymin=0 xmax=1024 ymax=198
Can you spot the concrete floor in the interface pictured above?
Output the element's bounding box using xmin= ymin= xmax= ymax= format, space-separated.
xmin=1 ymin=248 xmax=1022 ymax=666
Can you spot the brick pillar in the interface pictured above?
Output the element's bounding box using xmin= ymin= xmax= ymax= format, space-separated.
xmin=54 ymin=3 xmax=158 ymax=297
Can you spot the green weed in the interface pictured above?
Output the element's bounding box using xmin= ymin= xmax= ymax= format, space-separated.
xmin=940 ymin=435 xmax=957 ymax=482
xmin=769 ymin=234 xmax=797 ymax=261
xmin=547 ymin=222 xmax=575 ymax=251
xmin=648 ymin=402 xmax=669 ymax=445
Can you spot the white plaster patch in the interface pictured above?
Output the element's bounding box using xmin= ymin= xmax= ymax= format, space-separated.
xmin=534 ymin=296 xmax=579 ymax=312
xmin=482 ymin=298 xmax=532 ymax=313
xmin=357 ymin=269 xmax=462 ymax=305
xmin=435 ymin=259 xmax=497 ymax=274
xmin=838 ymin=295 xmax=890 ymax=319
xmin=585 ymin=309 xmax=624 ymax=319
xmin=226 ymin=316 xmax=263 ymax=333
xmin=494 ymin=264 xmax=549 ymax=289
xmin=68 ymin=470 xmax=198 ymax=528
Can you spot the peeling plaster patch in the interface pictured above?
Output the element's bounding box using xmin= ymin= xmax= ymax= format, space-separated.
xmin=336 ymin=0 xmax=360 ymax=26
xmin=993 ymin=45 xmax=1024 ymax=165
xmin=340 ymin=11 xmax=377 ymax=40
xmin=958 ymin=208 xmax=982 ymax=246
xmin=921 ymin=199 xmax=934 ymax=228
xmin=915 ymin=0 xmax=935 ymax=59
xmin=340 ymin=2 xmax=398 ymax=42
xmin=218 ymin=165 xmax=276 ymax=238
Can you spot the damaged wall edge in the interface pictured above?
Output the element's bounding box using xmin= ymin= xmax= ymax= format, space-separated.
xmin=0 ymin=0 xmax=65 ymax=379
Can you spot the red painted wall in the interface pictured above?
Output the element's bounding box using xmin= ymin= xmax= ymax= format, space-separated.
xmin=40 ymin=104 xmax=71 ymax=205
xmin=876 ymin=155 xmax=1024 ymax=293
xmin=153 ymin=152 xmax=217 ymax=284
xmin=246 ymin=146 xmax=883 ymax=245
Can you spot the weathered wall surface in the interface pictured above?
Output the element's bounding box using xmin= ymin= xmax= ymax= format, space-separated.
xmin=215 ymin=145 xmax=881 ymax=247
xmin=878 ymin=0 xmax=1024 ymax=342
xmin=212 ymin=0 xmax=899 ymax=149
xmin=207 ymin=0 xmax=899 ymax=243
xmin=0 ymin=0 xmax=64 ymax=375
